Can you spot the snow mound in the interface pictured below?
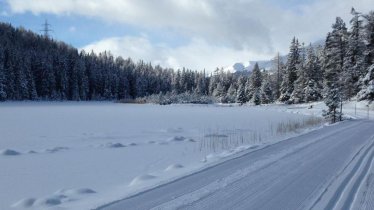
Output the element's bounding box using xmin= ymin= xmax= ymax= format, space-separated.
xmin=27 ymin=150 xmax=37 ymax=154
xmin=187 ymin=138 xmax=196 ymax=142
xmin=1 ymin=149 xmax=21 ymax=156
xmin=130 ymin=174 xmax=157 ymax=186
xmin=14 ymin=188 xmax=97 ymax=208
xmin=45 ymin=146 xmax=69 ymax=153
xmin=168 ymin=136 xmax=186 ymax=142
xmin=33 ymin=196 xmax=62 ymax=207
xmin=147 ymin=140 xmax=156 ymax=144
xmin=55 ymin=188 xmax=96 ymax=195
xmin=205 ymin=153 xmax=220 ymax=161
xmin=70 ymin=188 xmax=96 ymax=195
xmin=106 ymin=143 xmax=126 ymax=148
xmin=11 ymin=198 xmax=36 ymax=208
xmin=165 ymin=164 xmax=184 ymax=171
xmin=128 ymin=143 xmax=138 ymax=146
xmin=158 ymin=141 xmax=169 ymax=145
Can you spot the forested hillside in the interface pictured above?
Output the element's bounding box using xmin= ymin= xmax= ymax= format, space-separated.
xmin=0 ymin=8 xmax=373 ymax=113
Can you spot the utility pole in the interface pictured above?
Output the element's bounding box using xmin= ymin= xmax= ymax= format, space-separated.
xmin=41 ymin=19 xmax=53 ymax=39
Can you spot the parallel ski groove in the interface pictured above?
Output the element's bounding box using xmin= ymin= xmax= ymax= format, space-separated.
xmin=323 ymin=137 xmax=374 ymax=210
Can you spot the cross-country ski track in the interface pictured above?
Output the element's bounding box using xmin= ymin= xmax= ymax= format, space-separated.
xmin=98 ymin=119 xmax=374 ymax=210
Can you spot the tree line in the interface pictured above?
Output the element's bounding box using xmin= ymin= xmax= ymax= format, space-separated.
xmin=0 ymin=9 xmax=373 ymax=122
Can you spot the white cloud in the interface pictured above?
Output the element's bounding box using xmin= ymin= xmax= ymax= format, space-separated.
xmin=82 ymin=35 xmax=270 ymax=71
xmin=6 ymin=0 xmax=374 ymax=70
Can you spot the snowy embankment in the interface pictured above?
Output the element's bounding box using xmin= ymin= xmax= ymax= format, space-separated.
xmin=280 ymin=99 xmax=374 ymax=120
xmin=100 ymin=120 xmax=374 ymax=210
xmin=0 ymin=102 xmax=355 ymax=209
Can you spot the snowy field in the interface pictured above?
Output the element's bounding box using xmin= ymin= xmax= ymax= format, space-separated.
xmin=1 ymin=101 xmax=373 ymax=210
xmin=0 ymin=102 xmax=329 ymax=210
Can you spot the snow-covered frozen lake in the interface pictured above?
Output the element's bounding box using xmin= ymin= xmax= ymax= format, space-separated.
xmin=0 ymin=102 xmax=323 ymax=209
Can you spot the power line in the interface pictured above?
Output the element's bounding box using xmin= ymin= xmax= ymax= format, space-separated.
xmin=40 ymin=19 xmax=53 ymax=38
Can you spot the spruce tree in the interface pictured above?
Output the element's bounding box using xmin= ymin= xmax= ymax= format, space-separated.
xmin=226 ymin=84 xmax=237 ymax=103
xmin=323 ymin=17 xmax=348 ymax=123
xmin=303 ymin=45 xmax=322 ymax=102
xmin=213 ymin=82 xmax=225 ymax=102
xmin=0 ymin=48 xmax=6 ymax=101
xmin=236 ymin=76 xmax=247 ymax=105
xmin=343 ymin=8 xmax=366 ymax=99
xmin=247 ymin=63 xmax=262 ymax=101
xmin=252 ymin=88 xmax=261 ymax=105
xmin=363 ymin=11 xmax=374 ymax=68
xmin=357 ymin=65 xmax=374 ymax=100
xmin=260 ymin=73 xmax=273 ymax=104
xmin=358 ymin=11 xmax=374 ymax=101
xmin=280 ymin=37 xmax=300 ymax=102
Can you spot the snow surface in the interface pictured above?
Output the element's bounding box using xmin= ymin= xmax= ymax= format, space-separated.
xmin=0 ymin=102 xmax=326 ymax=210
xmin=277 ymin=100 xmax=374 ymax=120
xmin=100 ymin=120 xmax=374 ymax=210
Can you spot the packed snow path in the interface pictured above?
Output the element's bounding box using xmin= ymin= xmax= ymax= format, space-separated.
xmin=99 ymin=120 xmax=374 ymax=210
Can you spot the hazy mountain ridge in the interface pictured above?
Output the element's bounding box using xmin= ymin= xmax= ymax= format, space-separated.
xmin=225 ymin=40 xmax=324 ymax=73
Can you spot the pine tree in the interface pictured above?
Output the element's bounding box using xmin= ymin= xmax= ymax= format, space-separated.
xmin=303 ymin=45 xmax=322 ymax=102
xmin=323 ymin=17 xmax=348 ymax=123
xmin=343 ymin=8 xmax=366 ymax=99
xmin=226 ymin=84 xmax=237 ymax=103
xmin=357 ymin=65 xmax=374 ymax=100
xmin=0 ymin=68 xmax=6 ymax=101
xmin=4 ymin=48 xmax=16 ymax=100
xmin=236 ymin=76 xmax=247 ymax=105
xmin=213 ymin=82 xmax=225 ymax=102
xmin=17 ymin=55 xmax=31 ymax=100
xmin=69 ymin=53 xmax=80 ymax=101
xmin=363 ymin=11 xmax=374 ymax=68
xmin=194 ymin=72 xmax=206 ymax=96
xmin=358 ymin=11 xmax=374 ymax=101
xmin=289 ymin=43 xmax=307 ymax=104
xmin=290 ymin=66 xmax=305 ymax=103
xmin=252 ymin=88 xmax=261 ymax=105
xmin=260 ymin=73 xmax=273 ymax=104
xmin=0 ymin=48 xmax=6 ymax=101
xmin=246 ymin=63 xmax=262 ymax=101
xmin=244 ymin=77 xmax=252 ymax=100
xmin=280 ymin=37 xmax=300 ymax=102
xmin=173 ymin=70 xmax=182 ymax=94
xmin=271 ymin=52 xmax=284 ymax=99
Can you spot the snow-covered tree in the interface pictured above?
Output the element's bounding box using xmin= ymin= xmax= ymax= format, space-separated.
xmin=260 ymin=73 xmax=273 ymax=104
xmin=271 ymin=53 xmax=285 ymax=99
xmin=0 ymin=48 xmax=6 ymax=101
xmin=252 ymin=88 xmax=261 ymax=105
xmin=357 ymin=64 xmax=374 ymax=100
xmin=213 ymin=82 xmax=225 ymax=102
xmin=236 ymin=76 xmax=247 ymax=105
xmin=194 ymin=71 xmax=207 ymax=96
xmin=280 ymin=37 xmax=300 ymax=102
xmin=343 ymin=8 xmax=366 ymax=99
xmin=226 ymin=84 xmax=237 ymax=103
xmin=323 ymin=17 xmax=348 ymax=123
xmin=363 ymin=11 xmax=374 ymax=68
xmin=303 ymin=45 xmax=323 ymax=102
xmin=246 ymin=63 xmax=262 ymax=101
xmin=357 ymin=11 xmax=374 ymax=101
xmin=289 ymin=43 xmax=309 ymax=104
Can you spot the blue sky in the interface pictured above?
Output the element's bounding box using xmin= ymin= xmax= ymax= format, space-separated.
xmin=1 ymin=0 xmax=373 ymax=71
